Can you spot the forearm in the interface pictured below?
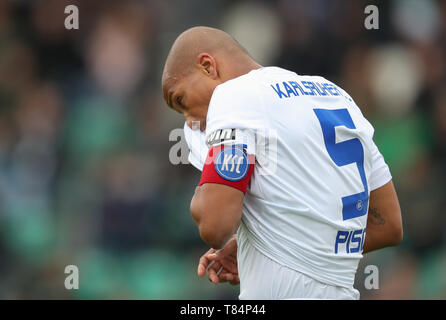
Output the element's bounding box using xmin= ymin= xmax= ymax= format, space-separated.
xmin=203 ymin=223 xmax=239 ymax=250
xmin=362 ymin=229 xmax=391 ymax=254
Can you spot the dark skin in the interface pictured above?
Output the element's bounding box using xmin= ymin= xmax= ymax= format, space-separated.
xmin=162 ymin=27 xmax=403 ymax=286
xmin=162 ymin=26 xmax=262 ymax=248
xmin=162 ymin=53 xmax=218 ymax=131
xmin=362 ymin=180 xmax=403 ymax=253
xmin=162 ymin=27 xmax=261 ymax=131
xmin=197 ymin=180 xmax=403 ymax=285
xmin=162 ymin=27 xmax=261 ymax=284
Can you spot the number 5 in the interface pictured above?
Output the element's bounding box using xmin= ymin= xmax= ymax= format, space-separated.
xmin=314 ymin=108 xmax=369 ymax=220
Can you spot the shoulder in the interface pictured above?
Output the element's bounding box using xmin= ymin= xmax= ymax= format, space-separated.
xmin=208 ymin=72 xmax=261 ymax=117
xmin=212 ymin=70 xmax=261 ymax=102
xmin=207 ymin=70 xmax=266 ymax=130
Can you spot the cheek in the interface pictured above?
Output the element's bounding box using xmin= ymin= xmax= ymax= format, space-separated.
xmin=192 ymin=80 xmax=213 ymax=105
xmin=185 ymin=83 xmax=212 ymax=117
xmin=189 ymin=94 xmax=209 ymax=116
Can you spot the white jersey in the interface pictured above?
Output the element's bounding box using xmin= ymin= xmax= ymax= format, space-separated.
xmin=184 ymin=66 xmax=391 ymax=289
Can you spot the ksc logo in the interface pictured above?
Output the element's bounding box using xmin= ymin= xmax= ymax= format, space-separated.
xmin=215 ymin=145 xmax=249 ymax=181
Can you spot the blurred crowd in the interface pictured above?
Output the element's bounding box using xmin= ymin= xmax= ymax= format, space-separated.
xmin=0 ymin=0 xmax=444 ymax=299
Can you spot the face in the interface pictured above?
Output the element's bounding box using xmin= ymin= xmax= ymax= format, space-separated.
xmin=163 ymin=69 xmax=219 ymax=132
xmin=163 ymin=54 xmax=222 ymax=132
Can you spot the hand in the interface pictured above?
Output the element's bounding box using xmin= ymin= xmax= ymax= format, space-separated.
xmin=197 ymin=235 xmax=239 ymax=285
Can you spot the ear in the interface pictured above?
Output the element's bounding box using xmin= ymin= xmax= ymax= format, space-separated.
xmin=197 ymin=53 xmax=218 ymax=79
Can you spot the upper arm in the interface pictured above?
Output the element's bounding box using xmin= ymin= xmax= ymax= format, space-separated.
xmin=190 ymin=183 xmax=244 ymax=249
xmin=367 ymin=180 xmax=403 ymax=244
xmin=366 ymin=130 xmax=402 ymax=240
xmin=190 ymin=80 xmax=260 ymax=248
xmin=361 ymin=125 xmax=403 ymax=252
xmin=190 ymin=142 xmax=255 ymax=248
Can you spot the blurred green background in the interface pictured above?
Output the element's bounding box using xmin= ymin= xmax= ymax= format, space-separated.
xmin=0 ymin=0 xmax=445 ymax=299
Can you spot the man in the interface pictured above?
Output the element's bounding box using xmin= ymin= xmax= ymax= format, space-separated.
xmin=162 ymin=26 xmax=403 ymax=299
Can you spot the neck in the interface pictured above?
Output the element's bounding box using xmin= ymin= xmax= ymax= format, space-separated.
xmin=235 ymin=59 xmax=263 ymax=77
xmin=220 ymin=55 xmax=263 ymax=82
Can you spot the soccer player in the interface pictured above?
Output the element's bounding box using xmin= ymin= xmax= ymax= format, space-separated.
xmin=162 ymin=26 xmax=403 ymax=299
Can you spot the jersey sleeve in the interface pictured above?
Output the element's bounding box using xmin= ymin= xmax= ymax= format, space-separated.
xmin=198 ymin=142 xmax=255 ymax=194
xmin=368 ymin=139 xmax=392 ymax=191
xmin=350 ymin=104 xmax=392 ymax=192
xmin=199 ymin=79 xmax=263 ymax=193
xmin=200 ymin=127 xmax=257 ymax=194
xmin=206 ymin=79 xmax=266 ymax=134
